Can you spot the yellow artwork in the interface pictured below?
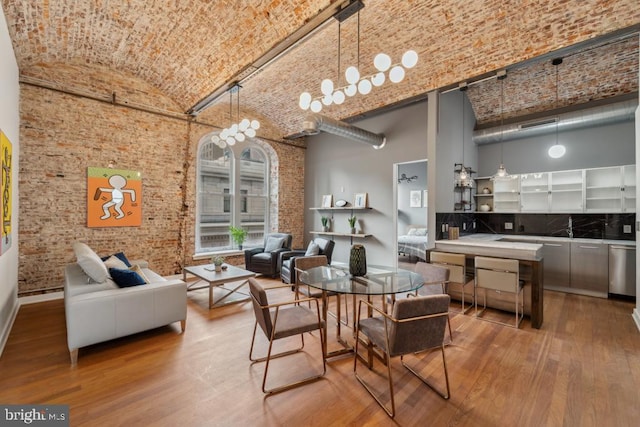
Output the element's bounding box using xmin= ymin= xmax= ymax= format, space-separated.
xmin=1 ymin=130 xmax=12 ymax=254
xmin=87 ymin=167 xmax=142 ymax=227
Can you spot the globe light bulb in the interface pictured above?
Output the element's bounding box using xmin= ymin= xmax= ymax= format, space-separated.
xmin=226 ymin=136 xmax=236 ymax=146
xmin=401 ymin=50 xmax=418 ymax=68
xmin=333 ymin=90 xmax=345 ymax=104
xmin=299 ymin=92 xmax=312 ymax=110
xmin=358 ymin=78 xmax=372 ymax=95
xmin=389 ymin=65 xmax=405 ymax=83
xmin=322 ymin=94 xmax=333 ymax=106
xmin=371 ymin=72 xmax=385 ymax=86
xmin=239 ymin=118 xmax=250 ymax=131
xmin=321 ymin=79 xmax=334 ymax=96
xmin=344 ymin=84 xmax=357 ymax=97
xmin=229 ymin=124 xmax=238 ymax=136
xmin=220 ymin=129 xmax=229 ymax=139
xmin=250 ymin=120 xmax=260 ymax=130
xmin=245 ymin=128 xmax=256 ymax=138
xmin=310 ymin=100 xmax=322 ymax=112
xmin=345 ymin=66 xmax=360 ymax=84
xmin=374 ymin=53 xmax=392 ymax=72
xmin=235 ymin=132 xmax=245 ymax=142
xmin=211 ymin=135 xmax=220 ymax=143
xmin=218 ymin=140 xmax=227 ymax=148
xmin=548 ymin=144 xmax=566 ymax=158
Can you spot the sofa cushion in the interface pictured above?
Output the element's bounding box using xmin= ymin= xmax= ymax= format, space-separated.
xmin=264 ymin=236 xmax=285 ymax=252
xmin=129 ymin=264 xmax=151 ymax=284
xmin=73 ymin=242 xmax=109 ymax=283
xmin=109 ymin=268 xmax=147 ymax=288
xmin=305 ymin=241 xmax=320 ymax=256
xmin=104 ymin=255 xmax=129 ymax=270
xmin=100 ymin=251 xmax=132 ymax=267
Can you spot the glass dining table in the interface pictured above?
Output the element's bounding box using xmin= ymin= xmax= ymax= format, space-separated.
xmin=298 ymin=264 xmax=424 ymax=359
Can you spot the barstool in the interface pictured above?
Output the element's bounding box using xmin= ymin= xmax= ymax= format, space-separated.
xmin=429 ymin=251 xmax=475 ymax=314
xmin=474 ymin=256 xmax=524 ymax=328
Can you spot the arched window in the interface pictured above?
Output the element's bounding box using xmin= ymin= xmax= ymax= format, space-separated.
xmin=196 ymin=137 xmax=269 ymax=254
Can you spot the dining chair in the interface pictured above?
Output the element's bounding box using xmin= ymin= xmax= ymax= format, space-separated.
xmin=354 ymin=294 xmax=451 ymax=418
xmin=412 ymin=261 xmax=453 ymax=342
xmin=248 ymin=277 xmax=326 ymax=394
xmin=430 ymin=251 xmax=475 ymax=314
xmin=474 ymin=256 xmax=524 ymax=328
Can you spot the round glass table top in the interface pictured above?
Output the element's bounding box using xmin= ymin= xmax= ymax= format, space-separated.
xmin=299 ymin=264 xmax=424 ymax=295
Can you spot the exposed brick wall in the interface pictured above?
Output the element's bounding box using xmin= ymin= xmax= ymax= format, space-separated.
xmin=17 ymin=65 xmax=306 ymax=294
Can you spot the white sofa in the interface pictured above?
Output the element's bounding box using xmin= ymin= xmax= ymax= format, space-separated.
xmin=64 ymin=258 xmax=187 ymax=365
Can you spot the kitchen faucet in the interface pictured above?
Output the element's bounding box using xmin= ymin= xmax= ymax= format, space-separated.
xmin=567 ymin=216 xmax=573 ymax=239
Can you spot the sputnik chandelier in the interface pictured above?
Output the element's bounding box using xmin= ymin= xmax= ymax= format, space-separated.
xmin=211 ymin=84 xmax=260 ymax=148
xmin=298 ymin=6 xmax=418 ymax=113
xmin=299 ymin=50 xmax=418 ymax=113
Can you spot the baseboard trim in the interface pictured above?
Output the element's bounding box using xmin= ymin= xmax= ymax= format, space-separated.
xmin=0 ymin=296 xmax=19 ymax=358
xmin=19 ymin=291 xmax=64 ymax=305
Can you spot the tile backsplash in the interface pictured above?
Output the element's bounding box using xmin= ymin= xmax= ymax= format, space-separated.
xmin=436 ymin=212 xmax=635 ymax=241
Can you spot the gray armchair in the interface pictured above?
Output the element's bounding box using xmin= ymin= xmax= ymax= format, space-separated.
xmin=280 ymin=237 xmax=335 ymax=284
xmin=244 ymin=233 xmax=292 ymax=277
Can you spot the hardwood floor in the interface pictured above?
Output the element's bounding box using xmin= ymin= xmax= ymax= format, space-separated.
xmin=1 ymin=277 xmax=639 ymax=426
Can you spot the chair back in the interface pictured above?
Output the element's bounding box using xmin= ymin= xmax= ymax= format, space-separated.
xmin=388 ymin=294 xmax=450 ymax=356
xmin=294 ymin=255 xmax=328 ymax=283
xmin=313 ymin=238 xmax=335 ymax=264
xmin=263 ymin=233 xmax=292 ymax=250
xmin=249 ymin=278 xmax=273 ymax=337
xmin=475 ymin=256 xmax=519 ymax=293
xmin=414 ymin=261 xmax=449 ymax=285
xmin=430 ymin=251 xmax=466 ymax=283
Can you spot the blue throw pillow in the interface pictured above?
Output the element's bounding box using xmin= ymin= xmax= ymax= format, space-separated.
xmin=109 ymin=268 xmax=146 ymax=288
xmin=101 ymin=252 xmax=132 ymax=267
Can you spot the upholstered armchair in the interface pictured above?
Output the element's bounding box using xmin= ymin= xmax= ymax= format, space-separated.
xmin=280 ymin=237 xmax=335 ymax=284
xmin=244 ymin=233 xmax=293 ymax=277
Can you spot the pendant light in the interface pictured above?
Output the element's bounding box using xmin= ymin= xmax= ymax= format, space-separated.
xmin=458 ymin=82 xmax=470 ymax=184
xmin=548 ymin=58 xmax=566 ymax=158
xmin=492 ymin=70 xmax=508 ymax=179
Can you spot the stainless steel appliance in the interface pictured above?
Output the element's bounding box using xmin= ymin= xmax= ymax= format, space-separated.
xmin=608 ymin=245 xmax=636 ymax=298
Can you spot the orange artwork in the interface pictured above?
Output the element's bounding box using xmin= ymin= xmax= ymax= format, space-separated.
xmin=87 ymin=167 xmax=142 ymax=227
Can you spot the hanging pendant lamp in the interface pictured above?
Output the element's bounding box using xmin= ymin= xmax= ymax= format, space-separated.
xmin=548 ymin=58 xmax=566 ymax=158
xmin=492 ymin=71 xmax=509 ymax=179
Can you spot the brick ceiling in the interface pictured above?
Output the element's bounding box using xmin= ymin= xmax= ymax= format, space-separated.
xmin=3 ymin=0 xmax=639 ymax=139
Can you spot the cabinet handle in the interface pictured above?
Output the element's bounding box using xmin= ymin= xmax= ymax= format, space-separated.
xmin=578 ymin=245 xmax=598 ymax=249
xmin=544 ymin=243 xmax=562 ymax=247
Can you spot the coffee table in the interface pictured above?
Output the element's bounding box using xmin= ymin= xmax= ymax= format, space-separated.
xmin=183 ymin=264 xmax=255 ymax=308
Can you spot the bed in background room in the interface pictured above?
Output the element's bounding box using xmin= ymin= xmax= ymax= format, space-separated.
xmin=397 ymin=225 xmax=428 ymax=260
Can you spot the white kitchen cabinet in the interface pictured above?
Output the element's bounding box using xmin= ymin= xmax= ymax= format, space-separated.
xmin=585 ymin=166 xmax=623 ymax=212
xmin=492 ymin=176 xmax=520 ymax=212
xmin=622 ymin=165 xmax=635 ymax=212
xmin=520 ymin=172 xmax=549 ymax=212
xmin=549 ymin=170 xmax=584 ymax=212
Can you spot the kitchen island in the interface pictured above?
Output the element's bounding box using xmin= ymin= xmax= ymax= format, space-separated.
xmin=433 ymin=237 xmax=544 ymax=328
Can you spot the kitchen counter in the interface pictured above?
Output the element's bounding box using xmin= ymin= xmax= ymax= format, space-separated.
xmin=459 ymin=233 xmax=636 ymax=247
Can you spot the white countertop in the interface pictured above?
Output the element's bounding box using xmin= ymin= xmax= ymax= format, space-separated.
xmin=435 ymin=237 xmax=543 ymax=261
xmin=459 ymin=233 xmax=636 ymax=247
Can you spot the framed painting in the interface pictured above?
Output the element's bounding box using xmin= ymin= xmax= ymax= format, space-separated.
xmin=354 ymin=192 xmax=368 ymax=208
xmin=321 ymin=194 xmax=333 ymax=208
xmin=410 ymin=190 xmax=421 ymax=207
xmin=87 ymin=167 xmax=142 ymax=227
xmin=1 ymin=130 xmax=12 ymax=255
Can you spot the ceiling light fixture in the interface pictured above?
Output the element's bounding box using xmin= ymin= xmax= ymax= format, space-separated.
xmin=298 ymin=4 xmax=418 ymax=113
xmin=548 ymin=57 xmax=566 ymax=159
xmin=458 ymin=82 xmax=471 ymax=184
xmin=211 ymin=84 xmax=260 ymax=148
xmin=492 ymin=70 xmax=509 ymax=180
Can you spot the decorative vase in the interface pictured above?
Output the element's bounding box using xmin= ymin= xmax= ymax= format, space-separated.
xmin=349 ymin=244 xmax=367 ymax=277
xmin=322 ymin=225 xmax=329 ymax=232
xmin=215 ymin=265 xmax=222 ymax=272
xmin=350 ymin=227 xmax=356 ymax=234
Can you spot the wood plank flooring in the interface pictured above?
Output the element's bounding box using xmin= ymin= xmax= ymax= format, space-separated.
xmin=1 ymin=276 xmax=639 ymax=426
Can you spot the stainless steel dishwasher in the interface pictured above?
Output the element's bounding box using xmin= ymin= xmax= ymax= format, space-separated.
xmin=608 ymin=245 xmax=636 ymax=298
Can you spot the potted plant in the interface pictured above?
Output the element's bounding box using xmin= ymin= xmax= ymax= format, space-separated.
xmin=348 ymin=215 xmax=357 ymax=234
xmin=211 ymin=255 xmax=225 ymax=272
xmin=229 ymin=226 xmax=248 ymax=250
xmin=321 ymin=216 xmax=330 ymax=232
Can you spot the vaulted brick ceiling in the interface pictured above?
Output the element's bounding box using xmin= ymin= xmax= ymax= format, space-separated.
xmin=3 ymin=0 xmax=639 ymax=138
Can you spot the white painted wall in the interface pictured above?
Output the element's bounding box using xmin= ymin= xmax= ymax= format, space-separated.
xmin=0 ymin=4 xmax=21 ymax=354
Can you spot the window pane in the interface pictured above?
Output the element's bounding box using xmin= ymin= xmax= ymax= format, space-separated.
xmin=242 ymin=196 xmax=266 ymax=247
xmin=240 ymin=147 xmax=267 ymax=246
xmin=240 ymin=147 xmax=266 ymax=196
xmin=198 ymin=142 xmax=231 ymax=250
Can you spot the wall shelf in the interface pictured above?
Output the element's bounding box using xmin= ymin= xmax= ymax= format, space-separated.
xmin=310 ymin=231 xmax=372 ymax=238
xmin=309 ymin=207 xmax=372 ymax=211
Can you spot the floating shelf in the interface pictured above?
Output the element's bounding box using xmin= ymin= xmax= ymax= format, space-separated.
xmin=310 ymin=231 xmax=372 ymax=238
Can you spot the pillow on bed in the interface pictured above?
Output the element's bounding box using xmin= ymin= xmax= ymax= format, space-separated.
xmin=415 ymin=228 xmax=427 ymax=236
xmin=407 ymin=228 xmax=417 ymax=236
